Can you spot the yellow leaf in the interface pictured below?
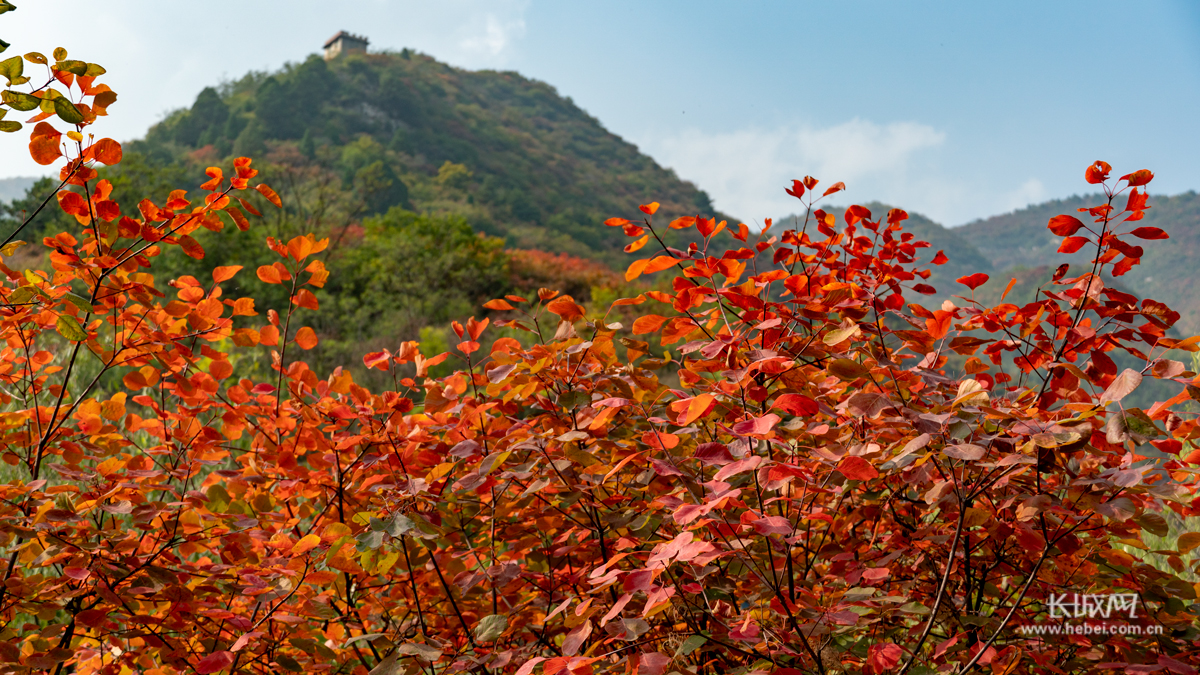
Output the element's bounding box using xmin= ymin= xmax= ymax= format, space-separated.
xmin=291 ymin=534 xmax=321 ymax=555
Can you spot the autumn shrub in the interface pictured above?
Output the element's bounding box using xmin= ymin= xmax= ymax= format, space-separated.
xmin=3 ymin=35 xmax=1200 ymax=675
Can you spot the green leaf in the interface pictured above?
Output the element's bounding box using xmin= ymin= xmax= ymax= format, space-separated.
xmin=0 ymin=1 xmax=14 ymax=15
xmin=675 ymin=634 xmax=707 ymax=657
xmin=56 ymin=315 xmax=88 ymax=342
xmin=355 ymin=530 xmax=385 ymax=552
xmin=53 ymin=97 xmax=84 ymax=124
xmin=0 ymin=120 xmax=17 ymax=132
xmin=5 ymin=286 xmax=33 ymax=304
xmin=64 ymin=293 xmax=94 ymax=313
xmin=0 ymin=38 xmax=8 ymax=55
xmin=85 ymin=63 xmax=106 ymax=77
xmin=829 ymin=358 xmax=870 ymax=380
xmin=0 ymin=55 xmax=26 ymax=86
xmin=206 ymin=484 xmax=230 ymax=512
xmin=2 ymin=89 xmax=38 ymax=111
xmin=55 ymin=59 xmax=87 ymax=76
xmin=387 ymin=513 xmax=417 ymax=538
xmin=473 ymin=614 xmax=507 ymax=642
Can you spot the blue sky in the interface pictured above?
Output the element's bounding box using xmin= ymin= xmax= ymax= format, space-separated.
xmin=2 ymin=0 xmax=1198 ymax=225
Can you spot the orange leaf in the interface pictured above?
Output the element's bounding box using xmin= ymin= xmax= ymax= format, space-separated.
xmin=90 ymin=138 xmax=122 ymax=165
xmin=291 ymin=534 xmax=321 ymax=555
xmin=294 ymin=326 xmax=318 ymax=350
xmin=639 ymin=202 xmax=659 ymax=215
xmin=822 ymin=181 xmax=846 ymax=197
xmin=287 ymin=235 xmax=314 ymax=261
xmin=210 ymin=360 xmax=233 ymax=380
xmin=546 ymin=295 xmax=584 ymax=323
xmin=292 ymin=289 xmax=319 ymax=310
xmin=1000 ymin=277 xmax=1017 ymax=301
xmin=1121 ymin=169 xmax=1154 ymax=187
xmin=625 ymin=258 xmax=650 ymax=282
xmin=200 ymin=166 xmax=223 ymax=191
xmin=255 ymin=183 xmax=282 ymax=208
xmin=257 ymin=265 xmax=283 ymax=285
xmin=29 ymin=122 xmax=63 ymax=166
xmin=231 ymin=297 xmax=256 ymax=316
xmin=624 ymin=235 xmax=649 ymax=253
xmin=483 ymin=298 xmax=514 ymax=310
xmin=226 ymin=207 xmax=250 ymax=232
xmin=672 ymin=393 xmax=715 ymax=426
xmin=642 ymin=256 xmax=680 ymax=276
xmin=632 ymin=314 xmax=670 ymax=335
xmin=178 ymin=235 xmax=204 ymax=259
xmin=238 ymin=197 xmax=262 ymax=217
xmin=57 ymin=191 xmax=89 ymax=219
xmin=212 ymin=265 xmax=242 ymax=283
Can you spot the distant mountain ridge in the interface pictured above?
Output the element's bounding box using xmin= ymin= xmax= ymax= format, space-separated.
xmin=0 ymin=177 xmax=36 ymax=204
xmin=785 ymin=189 xmax=1200 ymax=337
xmin=955 ymin=191 xmax=1200 ymax=335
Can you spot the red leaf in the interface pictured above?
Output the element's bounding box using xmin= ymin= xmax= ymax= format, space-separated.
xmin=773 ymin=393 xmax=818 ymax=416
xmin=785 ymin=179 xmax=805 ymax=199
xmin=731 ymin=413 xmax=780 ymax=437
xmin=363 ymin=351 xmax=391 ymax=370
xmin=844 ymin=204 xmax=872 ymax=226
xmin=195 ymin=651 xmax=234 ymax=674
xmin=1129 ymin=227 xmax=1167 ymax=240
xmin=868 ymin=643 xmax=903 ymax=671
xmin=1057 ymin=236 xmax=1090 ymax=254
xmin=546 ymin=295 xmax=585 ymax=322
xmin=1121 ymin=169 xmax=1154 ymax=186
xmin=1047 ymin=214 xmax=1085 ymax=236
xmin=837 ymin=456 xmax=878 ymax=481
xmin=1085 ymin=160 xmax=1111 ymax=184
xmin=887 ymin=208 xmax=908 ymax=225
xmin=956 ymin=273 xmax=989 ymax=290
xmin=57 ymin=191 xmax=89 ymax=218
xmin=752 ymin=515 xmax=793 ymax=536
xmin=930 ymin=250 xmax=949 ymax=265
xmin=822 ymin=181 xmax=846 ymax=197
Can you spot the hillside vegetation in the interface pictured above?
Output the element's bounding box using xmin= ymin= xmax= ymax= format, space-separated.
xmin=139 ymin=48 xmax=718 ymax=264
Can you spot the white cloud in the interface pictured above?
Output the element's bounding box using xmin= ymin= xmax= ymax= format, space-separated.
xmin=641 ymin=120 xmax=1055 ymax=226
xmin=459 ymin=12 xmax=527 ymax=59
xmin=644 ymin=119 xmax=946 ymax=223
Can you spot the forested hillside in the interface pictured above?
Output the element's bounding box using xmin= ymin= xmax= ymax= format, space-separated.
xmin=136 ymin=48 xmax=717 ymax=264
xmin=2 ymin=48 xmax=717 ymax=376
xmin=957 ymin=191 xmax=1200 ymax=335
